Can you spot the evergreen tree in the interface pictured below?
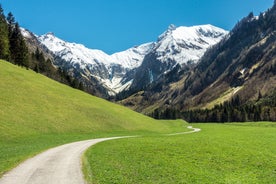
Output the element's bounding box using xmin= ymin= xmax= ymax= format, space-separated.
xmin=7 ymin=12 xmax=15 ymax=25
xmin=153 ymin=109 xmax=160 ymax=119
xmin=0 ymin=5 xmax=10 ymax=60
xmin=9 ymin=22 xmax=29 ymax=68
xmin=7 ymin=12 xmax=15 ymax=39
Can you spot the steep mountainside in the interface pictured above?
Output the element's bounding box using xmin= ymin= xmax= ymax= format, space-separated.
xmin=126 ymin=25 xmax=228 ymax=92
xmin=121 ymin=4 xmax=276 ymax=121
xmin=179 ymin=7 xmax=276 ymax=109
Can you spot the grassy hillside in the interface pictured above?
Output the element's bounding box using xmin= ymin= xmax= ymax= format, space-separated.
xmin=0 ymin=60 xmax=187 ymax=175
xmin=85 ymin=122 xmax=276 ymax=184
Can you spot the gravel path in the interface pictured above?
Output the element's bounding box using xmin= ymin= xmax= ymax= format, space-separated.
xmin=0 ymin=137 xmax=132 ymax=184
xmin=0 ymin=126 xmax=200 ymax=184
xmin=167 ymin=126 xmax=201 ymax=136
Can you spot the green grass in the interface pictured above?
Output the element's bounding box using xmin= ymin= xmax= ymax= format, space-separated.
xmin=84 ymin=122 xmax=276 ymax=184
xmin=0 ymin=60 xmax=187 ymax=176
xmin=2 ymin=60 xmax=276 ymax=183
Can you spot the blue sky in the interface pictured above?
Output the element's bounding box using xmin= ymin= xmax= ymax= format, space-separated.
xmin=1 ymin=0 xmax=274 ymax=54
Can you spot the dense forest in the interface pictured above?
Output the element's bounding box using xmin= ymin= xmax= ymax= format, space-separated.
xmin=0 ymin=5 xmax=84 ymax=90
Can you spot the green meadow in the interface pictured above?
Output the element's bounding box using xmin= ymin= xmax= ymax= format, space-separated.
xmin=0 ymin=60 xmax=187 ymax=176
xmin=85 ymin=123 xmax=276 ymax=184
xmin=1 ymin=60 xmax=276 ymax=184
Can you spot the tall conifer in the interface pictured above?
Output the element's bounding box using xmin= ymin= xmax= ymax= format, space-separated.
xmin=9 ymin=21 xmax=29 ymax=68
xmin=0 ymin=5 xmax=10 ymax=60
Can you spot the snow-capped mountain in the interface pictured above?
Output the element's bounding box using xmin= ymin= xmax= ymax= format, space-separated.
xmin=35 ymin=24 xmax=227 ymax=97
xmin=155 ymin=24 xmax=228 ymax=65
xmin=37 ymin=33 xmax=154 ymax=95
xmin=129 ymin=24 xmax=228 ymax=92
xmin=38 ymin=33 xmax=154 ymax=70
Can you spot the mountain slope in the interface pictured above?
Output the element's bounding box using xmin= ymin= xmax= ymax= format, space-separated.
xmin=0 ymin=59 xmax=186 ymax=175
xmin=0 ymin=59 xmax=180 ymax=138
xmin=178 ymin=8 xmax=276 ymax=109
xmin=128 ymin=24 xmax=228 ymax=93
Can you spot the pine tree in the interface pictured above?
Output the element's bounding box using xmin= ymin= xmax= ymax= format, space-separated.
xmin=7 ymin=12 xmax=15 ymax=39
xmin=9 ymin=22 xmax=29 ymax=68
xmin=153 ymin=109 xmax=160 ymax=119
xmin=0 ymin=5 xmax=10 ymax=60
xmin=7 ymin=12 xmax=15 ymax=25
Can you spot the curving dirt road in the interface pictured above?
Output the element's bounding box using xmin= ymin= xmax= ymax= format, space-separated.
xmin=0 ymin=126 xmax=200 ymax=184
xmin=167 ymin=126 xmax=201 ymax=136
xmin=0 ymin=137 xmax=132 ymax=184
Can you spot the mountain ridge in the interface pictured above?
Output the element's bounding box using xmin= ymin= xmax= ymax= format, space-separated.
xmin=31 ymin=24 xmax=227 ymax=97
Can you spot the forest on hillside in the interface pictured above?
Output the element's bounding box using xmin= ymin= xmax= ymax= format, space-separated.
xmin=0 ymin=5 xmax=84 ymax=90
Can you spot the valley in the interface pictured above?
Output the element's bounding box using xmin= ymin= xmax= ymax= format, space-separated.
xmin=0 ymin=60 xmax=188 ymax=176
xmin=2 ymin=61 xmax=275 ymax=184
xmin=0 ymin=1 xmax=276 ymax=184
xmin=19 ymin=4 xmax=276 ymax=122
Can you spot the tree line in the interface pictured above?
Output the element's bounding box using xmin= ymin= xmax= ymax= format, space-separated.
xmin=150 ymin=94 xmax=276 ymax=122
xmin=182 ymin=95 xmax=276 ymax=122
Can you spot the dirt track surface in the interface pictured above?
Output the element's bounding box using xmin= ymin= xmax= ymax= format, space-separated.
xmin=0 ymin=126 xmax=200 ymax=184
xmin=167 ymin=126 xmax=201 ymax=135
xmin=0 ymin=137 xmax=128 ymax=184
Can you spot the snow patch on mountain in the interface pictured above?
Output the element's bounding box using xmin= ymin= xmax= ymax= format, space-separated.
xmin=155 ymin=24 xmax=228 ymax=65
xmin=20 ymin=28 xmax=34 ymax=39
xmin=111 ymin=42 xmax=155 ymax=69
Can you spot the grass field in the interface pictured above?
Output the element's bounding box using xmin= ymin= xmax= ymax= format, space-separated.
xmin=1 ymin=60 xmax=276 ymax=183
xmin=84 ymin=122 xmax=276 ymax=184
xmin=0 ymin=60 xmax=188 ymax=176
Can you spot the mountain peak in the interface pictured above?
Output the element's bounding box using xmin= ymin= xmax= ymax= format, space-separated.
xmin=45 ymin=32 xmax=55 ymax=36
xmin=168 ymin=24 xmax=177 ymax=31
xmin=154 ymin=24 xmax=228 ymax=65
xmin=158 ymin=24 xmax=177 ymax=41
xmin=172 ymin=24 xmax=227 ymax=40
